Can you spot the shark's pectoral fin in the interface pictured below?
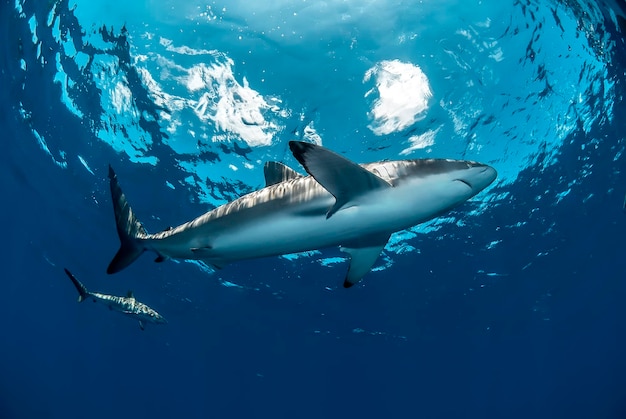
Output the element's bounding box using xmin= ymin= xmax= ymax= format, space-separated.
xmin=264 ymin=161 xmax=302 ymax=186
xmin=340 ymin=235 xmax=389 ymax=288
xmin=139 ymin=320 xmax=145 ymax=331
xmin=289 ymin=141 xmax=391 ymax=218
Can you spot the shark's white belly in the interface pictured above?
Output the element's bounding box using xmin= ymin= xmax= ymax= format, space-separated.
xmin=210 ymin=206 xmax=374 ymax=259
xmin=152 ymin=178 xmax=469 ymax=263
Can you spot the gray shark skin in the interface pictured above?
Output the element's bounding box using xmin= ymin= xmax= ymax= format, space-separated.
xmin=106 ymin=141 xmax=497 ymax=287
xmin=64 ymin=268 xmax=166 ymax=330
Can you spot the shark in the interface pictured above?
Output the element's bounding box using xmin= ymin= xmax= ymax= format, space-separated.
xmin=106 ymin=141 xmax=497 ymax=287
xmin=64 ymin=268 xmax=166 ymax=330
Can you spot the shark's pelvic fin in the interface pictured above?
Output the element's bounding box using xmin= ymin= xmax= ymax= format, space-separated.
xmin=107 ymin=165 xmax=148 ymax=274
xmin=289 ymin=141 xmax=391 ymax=218
xmin=340 ymin=234 xmax=390 ymax=288
xmin=64 ymin=268 xmax=89 ymax=302
xmin=154 ymin=254 xmax=168 ymax=263
xmin=264 ymin=161 xmax=302 ymax=186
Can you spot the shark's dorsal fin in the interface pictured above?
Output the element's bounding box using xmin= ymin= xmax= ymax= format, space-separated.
xmin=289 ymin=141 xmax=391 ymax=218
xmin=263 ymin=161 xmax=302 ymax=186
xmin=340 ymin=234 xmax=390 ymax=288
xmin=127 ymin=290 xmax=134 ymax=299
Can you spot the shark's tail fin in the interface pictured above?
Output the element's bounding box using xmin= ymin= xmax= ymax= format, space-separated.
xmin=106 ymin=165 xmax=148 ymax=274
xmin=64 ymin=268 xmax=89 ymax=303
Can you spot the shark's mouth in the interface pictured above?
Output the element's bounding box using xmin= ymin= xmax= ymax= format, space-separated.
xmin=455 ymin=179 xmax=473 ymax=190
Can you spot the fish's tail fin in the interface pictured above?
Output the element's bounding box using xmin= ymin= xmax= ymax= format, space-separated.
xmin=107 ymin=165 xmax=148 ymax=274
xmin=64 ymin=268 xmax=89 ymax=303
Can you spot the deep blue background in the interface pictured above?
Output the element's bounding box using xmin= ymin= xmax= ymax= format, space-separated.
xmin=2 ymin=0 xmax=626 ymax=418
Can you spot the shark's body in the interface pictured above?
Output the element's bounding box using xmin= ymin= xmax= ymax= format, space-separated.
xmin=107 ymin=141 xmax=497 ymax=287
xmin=64 ymin=268 xmax=166 ymax=330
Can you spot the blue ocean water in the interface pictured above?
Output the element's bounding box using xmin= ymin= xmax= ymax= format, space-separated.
xmin=2 ymin=0 xmax=626 ymax=417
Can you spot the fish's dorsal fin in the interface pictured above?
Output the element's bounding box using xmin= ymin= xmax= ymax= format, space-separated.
xmin=340 ymin=234 xmax=390 ymax=288
xmin=263 ymin=161 xmax=302 ymax=186
xmin=127 ymin=290 xmax=134 ymax=299
xmin=289 ymin=141 xmax=391 ymax=218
